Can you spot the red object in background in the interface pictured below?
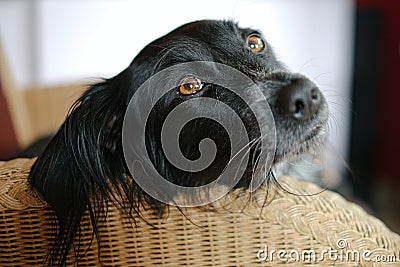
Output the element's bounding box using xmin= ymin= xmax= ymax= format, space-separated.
xmin=0 ymin=80 xmax=19 ymax=159
xmin=357 ymin=0 xmax=400 ymax=182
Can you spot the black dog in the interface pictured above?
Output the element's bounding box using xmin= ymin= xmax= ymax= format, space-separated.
xmin=29 ymin=20 xmax=329 ymax=265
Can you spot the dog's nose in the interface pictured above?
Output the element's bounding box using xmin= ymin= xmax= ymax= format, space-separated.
xmin=277 ymin=78 xmax=321 ymax=121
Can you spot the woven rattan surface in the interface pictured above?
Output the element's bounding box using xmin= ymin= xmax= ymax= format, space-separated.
xmin=0 ymin=158 xmax=399 ymax=266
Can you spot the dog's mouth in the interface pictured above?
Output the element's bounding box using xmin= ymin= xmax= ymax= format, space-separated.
xmin=270 ymin=115 xmax=329 ymax=165
xmin=301 ymin=124 xmax=326 ymax=144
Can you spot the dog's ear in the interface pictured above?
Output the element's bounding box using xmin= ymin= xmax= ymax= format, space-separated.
xmin=29 ymin=69 xmax=131 ymax=265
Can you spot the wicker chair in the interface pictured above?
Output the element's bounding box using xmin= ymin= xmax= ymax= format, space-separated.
xmin=0 ymin=158 xmax=399 ymax=266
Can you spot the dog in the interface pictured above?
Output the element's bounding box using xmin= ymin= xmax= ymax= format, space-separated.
xmin=29 ymin=20 xmax=329 ymax=265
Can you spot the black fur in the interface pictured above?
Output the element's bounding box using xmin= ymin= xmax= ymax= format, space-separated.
xmin=29 ymin=20 xmax=329 ymax=265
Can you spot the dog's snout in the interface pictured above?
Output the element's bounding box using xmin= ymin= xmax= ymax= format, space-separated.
xmin=277 ymin=78 xmax=321 ymax=121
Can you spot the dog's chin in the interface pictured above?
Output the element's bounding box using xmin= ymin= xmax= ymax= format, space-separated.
xmin=273 ymin=123 xmax=328 ymax=165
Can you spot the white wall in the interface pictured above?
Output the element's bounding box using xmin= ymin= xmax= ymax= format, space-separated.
xmin=0 ymin=0 xmax=354 ymax=177
xmin=0 ymin=0 xmax=34 ymax=89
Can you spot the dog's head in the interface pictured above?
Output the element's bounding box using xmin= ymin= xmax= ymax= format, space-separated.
xmin=29 ymin=20 xmax=328 ymax=265
xmin=126 ymin=20 xmax=328 ymax=188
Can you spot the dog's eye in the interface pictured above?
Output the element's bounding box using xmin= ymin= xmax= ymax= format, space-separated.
xmin=179 ymin=77 xmax=203 ymax=95
xmin=246 ymin=34 xmax=264 ymax=53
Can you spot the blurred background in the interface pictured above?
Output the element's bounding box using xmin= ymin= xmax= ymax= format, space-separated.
xmin=0 ymin=0 xmax=399 ymax=232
